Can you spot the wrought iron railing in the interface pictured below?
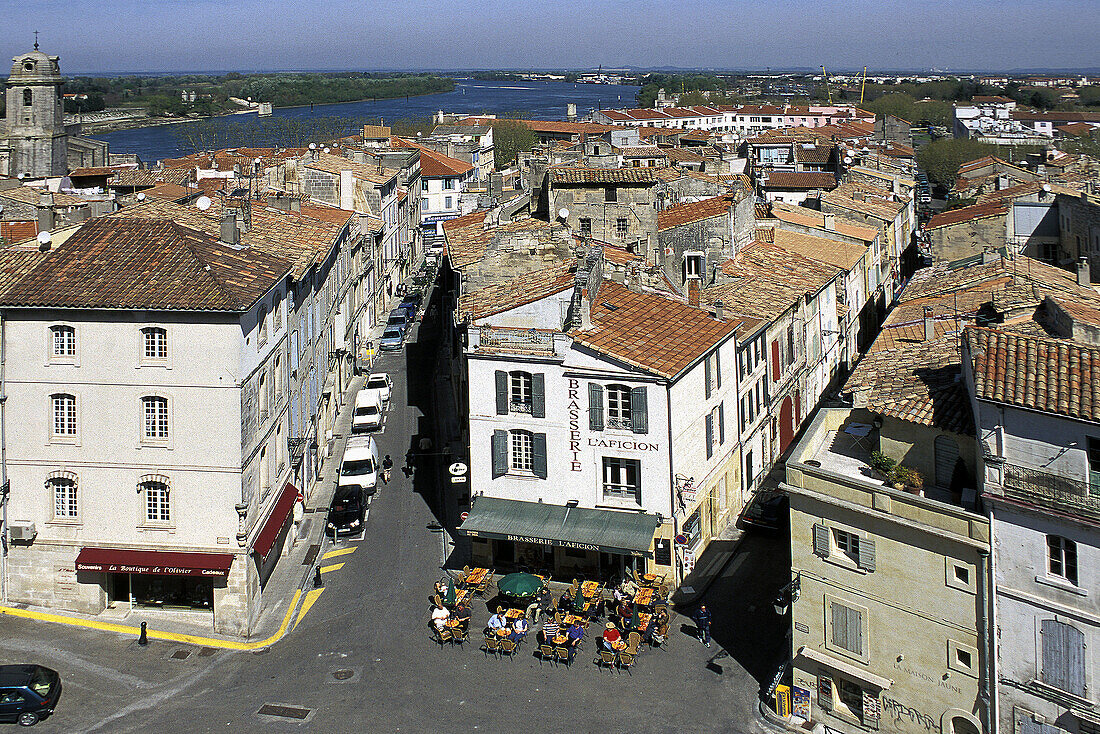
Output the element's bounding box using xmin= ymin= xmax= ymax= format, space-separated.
xmin=1000 ymin=463 xmax=1100 ymax=524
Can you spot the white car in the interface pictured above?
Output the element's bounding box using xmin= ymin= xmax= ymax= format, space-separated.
xmin=351 ymin=388 xmax=384 ymax=434
xmin=365 ymin=373 xmax=392 ymax=403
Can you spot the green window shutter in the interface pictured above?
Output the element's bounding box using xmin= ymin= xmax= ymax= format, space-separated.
xmin=704 ymin=357 xmax=713 ymax=399
xmin=531 ymin=373 xmax=545 ymax=418
xmin=491 ymin=430 xmax=507 ymax=478
xmin=718 ymin=402 xmax=725 ymax=445
xmin=857 ymin=537 xmax=876 ymax=573
xmin=588 ymin=383 xmax=604 ymax=431
xmin=630 ymin=386 xmax=648 ymax=434
xmin=715 ymin=349 xmax=721 ymax=388
xmin=813 ymin=523 xmax=830 ymax=557
xmin=532 ymin=433 xmax=548 ymax=479
xmin=495 ymin=371 xmax=508 ymax=415
xmin=705 ymin=413 xmax=714 ymax=459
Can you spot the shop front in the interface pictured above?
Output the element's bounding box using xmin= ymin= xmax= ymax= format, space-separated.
xmin=75 ymin=547 xmax=234 ymax=613
xmin=456 ymin=496 xmax=661 ymax=582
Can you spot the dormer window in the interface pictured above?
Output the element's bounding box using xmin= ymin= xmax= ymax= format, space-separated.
xmin=23 ymin=61 xmax=34 ymax=73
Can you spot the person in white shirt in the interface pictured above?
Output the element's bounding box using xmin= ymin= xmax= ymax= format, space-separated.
xmin=431 ymin=603 xmax=450 ymax=631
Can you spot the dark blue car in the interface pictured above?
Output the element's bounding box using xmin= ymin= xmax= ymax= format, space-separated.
xmin=0 ymin=665 xmax=61 ymax=726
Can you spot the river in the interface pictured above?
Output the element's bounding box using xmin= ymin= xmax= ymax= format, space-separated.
xmin=90 ymin=79 xmax=638 ymax=164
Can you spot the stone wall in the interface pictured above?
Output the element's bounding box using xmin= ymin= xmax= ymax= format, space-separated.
xmin=1057 ymin=192 xmax=1100 ymax=280
xmin=930 ymin=214 xmax=1007 ymax=264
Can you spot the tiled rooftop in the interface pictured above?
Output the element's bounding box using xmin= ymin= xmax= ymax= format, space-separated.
xmin=305 ymin=152 xmax=399 ymax=186
xmin=770 ymin=228 xmax=866 ymax=271
xmin=762 ymin=171 xmax=837 ymax=190
xmin=926 ymin=201 xmax=1009 ymax=230
xmin=549 ymin=167 xmax=660 ymax=185
xmin=657 ymin=194 xmax=739 ymax=231
xmin=769 ymin=201 xmax=878 ymax=242
xmin=459 ymin=260 xmax=576 ymax=321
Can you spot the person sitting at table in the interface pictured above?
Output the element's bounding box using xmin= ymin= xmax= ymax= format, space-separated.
xmin=612 ymin=586 xmax=626 ymax=604
xmin=509 ymin=616 xmax=530 ymax=642
xmin=617 ymin=600 xmax=634 ymax=622
xmin=565 ymin=620 xmax=584 ymax=662
xmin=539 ymin=616 xmax=560 ymax=645
xmin=558 ymin=589 xmax=574 ymax=613
xmin=486 ymin=609 xmax=507 ymax=635
xmin=601 ymin=622 xmax=622 ymax=651
xmin=621 ymin=577 xmax=639 ymax=596
xmin=435 ymin=578 xmax=450 ymax=596
xmin=644 ymin=607 xmax=669 ymax=644
xmin=431 ymin=603 xmax=450 ymax=632
xmin=453 ymin=602 xmax=471 ymax=632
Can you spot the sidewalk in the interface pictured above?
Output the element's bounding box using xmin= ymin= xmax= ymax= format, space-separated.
xmin=670 ymin=531 xmax=745 ymax=609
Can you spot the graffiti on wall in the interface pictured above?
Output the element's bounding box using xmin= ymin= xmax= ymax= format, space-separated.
xmin=881 ymin=696 xmax=937 ymax=731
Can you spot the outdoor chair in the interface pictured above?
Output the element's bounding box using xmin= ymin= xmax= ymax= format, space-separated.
xmin=594 ymin=648 xmax=616 ymax=672
xmin=616 ymin=650 xmax=636 ymax=673
xmin=554 ymin=644 xmax=572 ymax=667
xmin=483 ymin=636 xmax=500 ymax=657
xmin=651 ymin=622 xmax=671 ymax=650
xmin=626 ymin=631 xmax=643 ymax=653
xmin=499 ymin=639 xmax=518 ymax=658
xmin=539 ymin=643 xmax=556 ymax=666
xmin=435 ymin=628 xmax=452 ymax=648
xmin=450 ymin=627 xmax=467 ymax=648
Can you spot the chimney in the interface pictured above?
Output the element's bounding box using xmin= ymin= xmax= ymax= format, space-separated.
xmin=823 ymin=213 xmax=835 ymax=231
xmin=580 ymin=287 xmax=593 ymax=330
xmin=1077 ymin=256 xmax=1090 ymax=286
xmin=220 ymin=210 xmax=240 ymax=247
xmin=566 ymin=103 xmax=577 ymax=122
xmin=687 ymin=277 xmax=701 ymax=307
xmin=892 ymin=179 xmax=901 ymax=196
xmin=714 ymin=300 xmax=725 ymax=321
xmin=36 ymin=198 xmax=55 ymax=233
xmin=340 ymin=170 xmax=354 ymax=211
xmin=923 ymin=305 xmax=934 ymax=341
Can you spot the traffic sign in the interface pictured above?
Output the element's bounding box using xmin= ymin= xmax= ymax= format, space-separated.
xmin=459 ymin=511 xmax=469 ymax=522
xmin=448 ymin=462 xmax=468 ymax=476
xmin=674 ymin=534 xmax=689 ymax=546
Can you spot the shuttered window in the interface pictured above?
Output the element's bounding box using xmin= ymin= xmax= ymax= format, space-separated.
xmin=495 ymin=371 xmax=508 ymax=415
xmin=771 ymin=340 xmax=781 ymax=381
xmin=830 ymin=602 xmax=864 ymax=656
xmin=705 ymin=413 xmax=714 ymax=459
xmin=588 ymin=383 xmax=604 ymax=431
xmin=813 ymin=523 xmax=830 ymax=557
xmin=629 ymin=386 xmax=648 ymax=434
xmin=1041 ymin=619 xmax=1086 ymax=697
xmin=491 ymin=430 xmax=507 ymax=478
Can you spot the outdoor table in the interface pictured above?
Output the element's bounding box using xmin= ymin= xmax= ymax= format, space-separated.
xmin=638 ymin=573 xmax=663 ymax=588
xmin=465 ymin=568 xmax=490 ymax=587
xmin=494 ymin=628 xmax=510 ymax=638
xmin=444 ymin=619 xmax=463 ymax=629
xmin=552 ymin=634 xmax=569 ymax=645
xmin=580 ymin=580 xmax=601 ymax=598
xmin=453 ymin=589 xmax=472 ymax=606
xmin=504 ymin=607 xmax=525 ymax=620
xmin=636 ymin=612 xmax=652 ymax=633
xmin=563 ymin=614 xmax=586 ymax=626
xmin=633 ymin=587 xmax=656 ymax=607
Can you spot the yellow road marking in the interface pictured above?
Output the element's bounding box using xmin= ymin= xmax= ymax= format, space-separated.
xmin=320 ymin=562 xmax=345 ymax=573
xmin=293 ymin=588 xmax=325 ymax=630
xmin=321 ymin=546 xmax=357 ymax=560
xmin=0 ymin=589 xmax=303 ymax=651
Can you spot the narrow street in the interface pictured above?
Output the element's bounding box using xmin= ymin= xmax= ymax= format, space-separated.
xmin=0 ymin=282 xmax=790 ymax=734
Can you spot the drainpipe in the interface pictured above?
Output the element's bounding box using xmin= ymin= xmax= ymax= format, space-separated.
xmin=1 ymin=311 xmax=7 ymax=604
xmin=665 ymin=382 xmax=679 ymax=586
xmin=977 ymin=544 xmax=993 ymax=733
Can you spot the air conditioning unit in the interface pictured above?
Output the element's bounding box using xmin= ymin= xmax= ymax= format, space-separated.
xmin=8 ymin=520 xmax=36 ymax=542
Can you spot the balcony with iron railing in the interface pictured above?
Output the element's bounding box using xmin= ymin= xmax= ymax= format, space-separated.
xmin=996 ymin=462 xmax=1100 ymax=524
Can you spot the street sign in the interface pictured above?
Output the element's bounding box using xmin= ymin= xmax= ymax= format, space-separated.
xmin=459 ymin=511 xmax=469 ymax=522
xmin=674 ymin=534 xmax=689 ymax=546
xmin=448 ymin=462 xmax=468 ymax=476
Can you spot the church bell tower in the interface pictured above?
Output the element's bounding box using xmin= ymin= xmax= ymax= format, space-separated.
xmin=4 ymin=38 xmax=68 ymax=178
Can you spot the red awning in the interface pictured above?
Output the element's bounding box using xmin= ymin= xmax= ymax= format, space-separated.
xmin=253 ymin=482 xmax=298 ymax=558
xmin=75 ymin=547 xmax=234 ymax=578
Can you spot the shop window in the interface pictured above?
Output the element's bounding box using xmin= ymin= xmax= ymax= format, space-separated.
xmin=602 ymin=457 xmax=641 ymax=503
xmin=141 ymin=327 xmax=168 ymax=361
xmin=835 ymin=678 xmax=866 ymax=724
xmin=132 ymin=576 xmax=212 ymax=610
xmin=50 ymin=325 xmax=75 ymax=358
xmin=51 ymin=393 xmax=77 ymax=438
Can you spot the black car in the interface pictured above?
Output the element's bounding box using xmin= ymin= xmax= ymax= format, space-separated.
xmin=740 ymin=491 xmax=789 ymax=532
xmin=326 ymin=486 xmax=366 ymax=535
xmin=0 ymin=665 xmax=60 ymax=726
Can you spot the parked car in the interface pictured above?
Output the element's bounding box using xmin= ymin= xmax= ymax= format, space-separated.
xmin=379 ymin=327 xmax=404 ymax=351
xmin=364 ymin=373 xmax=392 ymax=403
xmin=398 ymin=295 xmax=420 ymax=321
xmin=0 ymin=665 xmax=61 ymax=726
xmin=351 ymin=388 xmax=384 ymax=434
xmin=386 ymin=309 xmax=410 ymax=332
xmin=740 ymin=491 xmax=789 ymax=532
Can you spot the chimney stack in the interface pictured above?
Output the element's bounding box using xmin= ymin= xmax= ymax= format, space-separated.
xmin=340 ymin=170 xmax=354 ymax=211
xmin=1077 ymin=256 xmax=1091 ymax=286
xmin=923 ymin=305 xmax=934 ymax=341
xmin=566 ymin=103 xmax=577 ymax=122
xmin=687 ymin=277 xmax=701 ymax=307
xmin=36 ymin=196 xmax=55 ymax=233
xmin=714 ymin=300 xmax=725 ymax=321
xmin=823 ymin=213 xmax=835 ymax=231
xmin=220 ymin=210 xmax=240 ymax=247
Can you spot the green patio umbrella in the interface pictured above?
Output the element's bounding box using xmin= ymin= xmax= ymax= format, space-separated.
xmin=497 ymin=572 xmax=544 ymax=598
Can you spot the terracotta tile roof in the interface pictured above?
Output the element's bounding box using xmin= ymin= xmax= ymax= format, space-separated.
xmin=822 ymin=189 xmax=902 ymax=220
xmin=705 ymin=241 xmax=841 ymax=322
xmin=0 ymin=218 xmax=290 ymax=311
xmin=304 ymin=152 xmax=398 ymax=186
xmin=107 ymin=197 xmax=345 ymax=280
xmin=762 ymin=171 xmax=837 ymax=190
xmin=657 ymin=194 xmax=738 ymax=231
xmin=460 ymin=260 xmax=576 ymax=321
xmin=69 ymin=166 xmax=130 ymax=177
xmin=0 ymin=248 xmax=48 ymax=294
xmin=441 ymin=210 xmax=489 ymax=269
xmin=111 ymin=168 xmax=193 ymax=188
xmin=664 ymin=147 xmax=706 ymax=163
xmin=619 ymin=146 xmax=664 ymax=158
xmin=0 ymin=187 xmax=88 ymax=208
xmin=769 ymin=202 xmax=878 ymax=242
xmin=601 ymin=243 xmax=644 ymax=265
xmin=975 ymin=182 xmax=1077 ymax=204
xmin=0 ymin=220 xmax=38 ymax=243
xmin=143 ymin=183 xmax=194 ymax=202
xmin=965 ymin=326 xmax=1100 ymax=421
xmin=295 ymin=202 xmax=355 ymax=227
xmin=549 ymin=167 xmax=659 ymax=185
xmin=571 ymin=280 xmax=752 ymax=379
xmin=1056 ymin=121 xmax=1097 ymax=136
xmin=390 ymin=137 xmax=473 ymax=177
xmin=792 ymin=144 xmax=834 ymax=164
xmin=755 ymin=202 xmax=773 ymax=220
xmin=926 ymin=201 xmax=1009 ymax=230
xmin=770 ymin=228 xmax=866 ymax=271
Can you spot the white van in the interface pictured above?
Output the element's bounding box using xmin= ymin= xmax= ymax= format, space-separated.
xmin=352 ymin=388 xmax=384 ymax=434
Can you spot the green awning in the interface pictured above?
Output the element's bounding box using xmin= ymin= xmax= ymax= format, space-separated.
xmin=456 ymin=497 xmax=659 ymax=557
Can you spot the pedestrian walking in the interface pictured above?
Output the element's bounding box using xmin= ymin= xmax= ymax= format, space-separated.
xmin=381 ymin=454 xmax=393 ymax=484
xmin=695 ymin=604 xmax=712 ymax=647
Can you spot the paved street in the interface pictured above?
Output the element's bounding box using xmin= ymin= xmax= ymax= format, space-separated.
xmin=0 ymin=284 xmax=790 ymax=733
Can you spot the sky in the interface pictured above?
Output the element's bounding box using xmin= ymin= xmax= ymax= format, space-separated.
xmin=3 ymin=0 xmax=1098 ymax=74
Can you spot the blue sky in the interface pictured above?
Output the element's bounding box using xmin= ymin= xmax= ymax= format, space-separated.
xmin=3 ymin=0 xmax=1098 ymax=73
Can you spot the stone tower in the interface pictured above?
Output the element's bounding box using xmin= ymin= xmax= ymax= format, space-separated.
xmin=4 ymin=45 xmax=67 ymax=178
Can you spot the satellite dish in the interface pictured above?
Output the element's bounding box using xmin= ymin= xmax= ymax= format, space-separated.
xmin=844 ymin=156 xmax=853 ymax=164
xmin=308 ymin=142 xmax=317 ymax=150
xmin=323 ymin=147 xmax=330 ymax=154
xmin=36 ymin=230 xmax=52 ymax=246
xmin=558 ymin=208 xmax=569 ymax=220
xmin=16 ymin=173 xmax=24 ymax=180
xmin=1041 ymin=183 xmax=1052 ymax=192
xmin=136 ymin=192 xmax=146 ymax=201
xmin=196 ymin=195 xmax=212 ymax=211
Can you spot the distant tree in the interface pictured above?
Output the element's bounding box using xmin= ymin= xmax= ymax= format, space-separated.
xmin=916 ymin=138 xmax=995 ymax=190
xmin=491 ymin=118 xmax=536 ymax=169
